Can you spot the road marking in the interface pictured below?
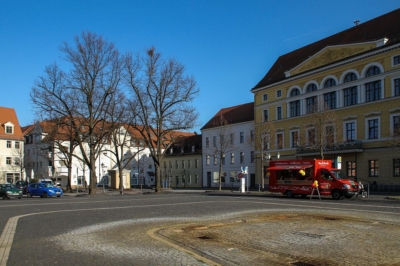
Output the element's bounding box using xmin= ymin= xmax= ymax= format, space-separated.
xmin=0 ymin=198 xmax=398 ymax=266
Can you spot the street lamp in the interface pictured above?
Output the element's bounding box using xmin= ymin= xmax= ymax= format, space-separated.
xmin=101 ymin=162 xmax=105 ymax=192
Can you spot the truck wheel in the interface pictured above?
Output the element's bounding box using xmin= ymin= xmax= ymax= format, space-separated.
xmin=286 ymin=190 xmax=294 ymax=198
xmin=332 ymin=190 xmax=342 ymax=200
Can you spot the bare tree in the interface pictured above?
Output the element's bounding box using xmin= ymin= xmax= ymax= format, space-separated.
xmin=387 ymin=121 xmax=400 ymax=153
xmin=104 ymin=96 xmax=144 ymax=194
xmin=124 ymin=47 xmax=199 ymax=192
xmin=42 ymin=118 xmax=80 ymax=191
xmin=31 ymin=32 xmax=123 ymax=195
xmin=205 ymin=115 xmax=236 ymax=191
xmin=299 ymin=102 xmax=342 ymax=159
xmin=11 ymin=145 xmax=25 ymax=182
xmin=253 ymin=121 xmax=275 ymax=191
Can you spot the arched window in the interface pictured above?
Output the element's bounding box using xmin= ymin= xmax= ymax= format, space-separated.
xmin=344 ymin=73 xmax=357 ymax=83
xmin=324 ymin=78 xmax=336 ymax=88
xmin=290 ymin=89 xmax=300 ymax=97
xmin=365 ymin=66 xmax=382 ymax=102
xmin=365 ymin=66 xmax=381 ymax=77
xmin=306 ymin=84 xmax=317 ymax=92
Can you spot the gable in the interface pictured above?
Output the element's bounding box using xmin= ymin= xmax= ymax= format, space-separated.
xmin=287 ymin=40 xmax=385 ymax=77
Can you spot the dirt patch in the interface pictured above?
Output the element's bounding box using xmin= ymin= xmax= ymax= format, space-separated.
xmin=158 ymin=211 xmax=400 ymax=266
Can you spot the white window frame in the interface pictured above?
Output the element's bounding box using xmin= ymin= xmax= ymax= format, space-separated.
xmin=5 ymin=125 xmax=13 ymax=134
xmin=275 ymin=132 xmax=284 ymax=150
xmin=263 ymin=109 xmax=269 ymax=122
xmin=289 ymin=130 xmax=299 ymax=148
xmin=365 ymin=116 xmax=381 ymax=141
xmin=276 ymin=90 xmax=282 ymax=98
xmin=391 ymin=75 xmax=400 ymax=97
xmin=306 ymin=127 xmax=316 ymax=146
xmin=324 ymin=124 xmax=336 ymax=146
xmin=392 ymin=54 xmax=400 ymax=67
xmin=389 ymin=113 xmax=400 ymax=136
xmin=276 ymin=106 xmax=282 ymax=120
xmin=343 ymin=120 xmax=357 ymax=141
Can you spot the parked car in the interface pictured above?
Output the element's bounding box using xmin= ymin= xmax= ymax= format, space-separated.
xmin=39 ymin=179 xmax=62 ymax=187
xmin=15 ymin=180 xmax=29 ymax=194
xmin=26 ymin=183 xmax=63 ymax=198
xmin=0 ymin=184 xmax=23 ymax=199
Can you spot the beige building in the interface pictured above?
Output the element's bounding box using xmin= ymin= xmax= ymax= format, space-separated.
xmin=251 ymin=9 xmax=400 ymax=190
xmin=0 ymin=107 xmax=24 ymax=183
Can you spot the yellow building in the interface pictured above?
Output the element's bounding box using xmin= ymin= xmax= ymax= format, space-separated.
xmin=251 ymin=9 xmax=400 ymax=190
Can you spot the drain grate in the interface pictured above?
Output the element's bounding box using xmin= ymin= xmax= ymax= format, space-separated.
xmin=197 ymin=236 xmax=211 ymax=240
xmin=291 ymin=261 xmax=318 ymax=266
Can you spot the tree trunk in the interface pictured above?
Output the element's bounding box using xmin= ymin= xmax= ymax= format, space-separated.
xmin=154 ymin=165 xmax=162 ymax=192
xmin=89 ymin=155 xmax=97 ymax=195
xmin=218 ymin=163 xmax=222 ymax=191
xmin=119 ymin=168 xmax=124 ymax=195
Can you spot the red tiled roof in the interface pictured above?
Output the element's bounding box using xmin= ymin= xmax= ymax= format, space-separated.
xmin=0 ymin=106 xmax=24 ymax=140
xmin=201 ymin=102 xmax=254 ymax=130
xmin=252 ymin=8 xmax=400 ymax=90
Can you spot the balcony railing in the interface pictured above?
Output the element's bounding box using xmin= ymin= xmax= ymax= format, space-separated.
xmin=297 ymin=140 xmax=363 ymax=154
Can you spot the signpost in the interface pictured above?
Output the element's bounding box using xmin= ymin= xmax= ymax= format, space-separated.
xmin=241 ymin=166 xmax=248 ymax=192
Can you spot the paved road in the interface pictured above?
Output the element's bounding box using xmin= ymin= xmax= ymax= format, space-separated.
xmin=0 ymin=192 xmax=399 ymax=265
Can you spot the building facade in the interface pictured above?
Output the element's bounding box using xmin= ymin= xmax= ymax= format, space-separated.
xmin=0 ymin=107 xmax=24 ymax=183
xmin=201 ymin=102 xmax=255 ymax=189
xmin=23 ymin=121 xmax=111 ymax=188
xmin=162 ymin=133 xmax=202 ymax=188
xmin=251 ymin=9 xmax=400 ymax=190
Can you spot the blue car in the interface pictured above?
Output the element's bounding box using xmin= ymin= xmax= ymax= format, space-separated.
xmin=26 ymin=183 xmax=63 ymax=198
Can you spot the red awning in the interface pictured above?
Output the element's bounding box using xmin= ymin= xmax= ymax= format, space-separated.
xmin=268 ymin=165 xmax=313 ymax=170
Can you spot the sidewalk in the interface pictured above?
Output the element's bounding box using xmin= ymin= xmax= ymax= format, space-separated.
xmin=63 ymin=186 xmax=400 ymax=200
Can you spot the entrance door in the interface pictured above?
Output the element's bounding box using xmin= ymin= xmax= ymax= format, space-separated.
xmin=207 ymin=172 xmax=211 ymax=187
xmin=250 ymin=174 xmax=255 ymax=188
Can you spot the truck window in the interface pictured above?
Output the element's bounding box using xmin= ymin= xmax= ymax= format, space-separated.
xmin=320 ymin=169 xmax=334 ymax=181
xmin=331 ymin=170 xmax=342 ymax=179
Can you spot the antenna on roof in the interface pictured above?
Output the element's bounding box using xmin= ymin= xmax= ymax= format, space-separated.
xmin=354 ymin=19 xmax=360 ymax=26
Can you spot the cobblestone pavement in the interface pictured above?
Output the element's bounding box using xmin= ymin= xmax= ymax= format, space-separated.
xmin=50 ymin=208 xmax=400 ymax=266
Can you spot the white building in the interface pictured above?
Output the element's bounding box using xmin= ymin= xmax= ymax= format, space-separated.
xmin=22 ymin=121 xmax=157 ymax=189
xmin=0 ymin=107 xmax=24 ymax=183
xmin=201 ymin=102 xmax=256 ymax=189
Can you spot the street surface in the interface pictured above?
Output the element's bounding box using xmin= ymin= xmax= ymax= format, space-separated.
xmin=0 ymin=191 xmax=399 ymax=266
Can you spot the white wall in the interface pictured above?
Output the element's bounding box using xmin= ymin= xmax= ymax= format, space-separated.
xmin=201 ymin=121 xmax=255 ymax=188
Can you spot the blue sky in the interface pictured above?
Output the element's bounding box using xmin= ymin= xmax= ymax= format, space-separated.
xmin=1 ymin=1 xmax=399 ymax=132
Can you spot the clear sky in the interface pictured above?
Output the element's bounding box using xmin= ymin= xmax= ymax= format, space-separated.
xmin=1 ymin=0 xmax=399 ymax=132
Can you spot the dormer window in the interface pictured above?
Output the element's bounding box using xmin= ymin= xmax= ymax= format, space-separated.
xmin=5 ymin=126 xmax=12 ymax=134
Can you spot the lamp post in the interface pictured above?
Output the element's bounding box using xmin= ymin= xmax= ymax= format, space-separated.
xmin=101 ymin=162 xmax=105 ymax=192
xmin=260 ymin=136 xmax=270 ymax=192
xmin=169 ymin=169 xmax=171 ymax=188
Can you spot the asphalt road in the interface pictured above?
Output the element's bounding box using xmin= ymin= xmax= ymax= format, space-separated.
xmin=0 ymin=192 xmax=399 ymax=266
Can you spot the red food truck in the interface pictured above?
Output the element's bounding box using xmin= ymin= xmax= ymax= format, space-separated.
xmin=267 ymin=159 xmax=359 ymax=200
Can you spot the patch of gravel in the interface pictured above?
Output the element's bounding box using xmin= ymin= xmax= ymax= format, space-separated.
xmin=50 ymin=209 xmax=400 ymax=266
